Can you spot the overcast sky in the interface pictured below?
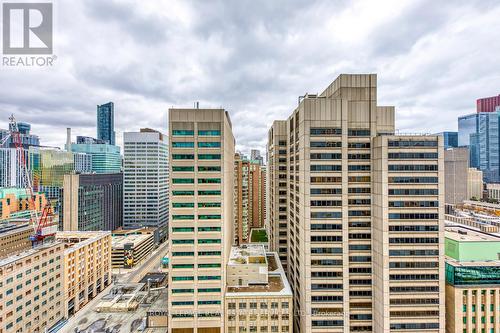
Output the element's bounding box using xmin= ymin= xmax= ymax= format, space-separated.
xmin=1 ymin=0 xmax=500 ymax=156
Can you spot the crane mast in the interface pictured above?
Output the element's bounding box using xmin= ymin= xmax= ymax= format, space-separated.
xmin=3 ymin=115 xmax=56 ymax=243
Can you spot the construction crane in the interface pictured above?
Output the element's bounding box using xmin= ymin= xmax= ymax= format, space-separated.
xmin=1 ymin=114 xmax=57 ymax=243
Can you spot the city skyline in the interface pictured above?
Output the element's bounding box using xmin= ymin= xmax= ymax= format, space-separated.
xmin=1 ymin=1 xmax=500 ymax=154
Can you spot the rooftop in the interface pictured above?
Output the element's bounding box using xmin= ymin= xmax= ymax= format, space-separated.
xmin=228 ymin=244 xmax=267 ymax=265
xmin=226 ymin=251 xmax=292 ymax=297
xmin=56 ymin=231 xmax=110 ymax=252
xmin=445 ymin=226 xmax=500 ymax=242
xmin=250 ymin=228 xmax=268 ymax=243
xmin=112 ymin=233 xmax=153 ymax=249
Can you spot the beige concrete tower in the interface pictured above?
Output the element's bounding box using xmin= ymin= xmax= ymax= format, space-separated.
xmin=267 ymin=74 xmax=445 ymax=333
xmin=168 ymin=108 xmax=235 ymax=333
xmin=372 ymin=135 xmax=444 ymax=333
xmin=266 ymin=120 xmax=288 ymax=273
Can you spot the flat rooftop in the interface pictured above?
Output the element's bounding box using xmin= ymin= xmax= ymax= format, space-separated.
xmin=445 ymin=226 xmax=500 ymax=242
xmin=112 ymin=233 xmax=152 ymax=249
xmin=226 ymin=252 xmax=292 ymax=297
xmin=56 ymin=231 xmax=110 ymax=252
xmin=447 ymin=259 xmax=500 ymax=267
xmin=229 ymin=244 xmax=267 ymax=265
xmin=0 ymin=222 xmax=31 ymax=236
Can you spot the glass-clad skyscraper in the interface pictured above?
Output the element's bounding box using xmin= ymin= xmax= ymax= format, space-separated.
xmin=97 ymin=102 xmax=115 ymax=145
xmin=458 ymin=111 xmax=499 ymax=182
xmin=436 ymin=131 xmax=458 ymax=149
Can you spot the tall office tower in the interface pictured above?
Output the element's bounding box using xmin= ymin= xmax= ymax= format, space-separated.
xmin=477 ymin=94 xmax=500 ymax=113
xmin=62 ymin=173 xmax=123 ymax=231
xmin=444 ymin=147 xmax=484 ymax=204
xmin=97 ymin=102 xmax=115 ymax=145
xmin=267 ymin=121 xmax=289 ymax=273
xmin=234 ymin=153 xmax=267 ymax=244
xmin=372 ymin=135 xmax=444 ymax=333
xmin=458 ymin=111 xmax=499 ymax=182
xmin=168 ymin=108 xmax=235 ymax=333
xmin=267 ymin=74 xmax=445 ymax=333
xmin=123 ymin=128 xmax=168 ymax=229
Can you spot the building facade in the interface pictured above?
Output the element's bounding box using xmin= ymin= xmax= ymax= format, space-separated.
xmin=225 ymin=246 xmax=293 ymax=333
xmin=123 ymin=128 xmax=168 ymax=229
xmin=458 ymin=111 xmax=500 ymax=182
xmin=97 ymin=102 xmax=115 ymax=145
xmin=62 ymin=173 xmax=123 ymax=231
xmin=168 ymin=107 xmax=235 ymax=333
xmin=73 ymin=152 xmax=92 ymax=174
xmin=0 ymin=148 xmax=31 ymax=188
xmin=477 ymin=94 xmax=500 ymax=113
xmin=436 ymin=131 xmax=458 ymax=149
xmin=445 ymin=226 xmax=500 ymax=333
xmin=0 ymin=188 xmax=47 ymax=221
xmin=0 ymin=223 xmax=32 ymax=258
xmin=0 ymin=242 xmax=65 ymax=333
xmin=267 ymin=74 xmax=445 ymax=333
xmin=267 ymin=121 xmax=288 ymax=274
xmin=234 ymin=154 xmax=266 ymax=245
xmin=70 ymin=143 xmax=121 ymax=174
xmin=55 ymin=231 xmax=112 ymax=317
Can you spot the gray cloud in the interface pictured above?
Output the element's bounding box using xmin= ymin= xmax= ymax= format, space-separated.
xmin=1 ymin=0 xmax=500 ymax=156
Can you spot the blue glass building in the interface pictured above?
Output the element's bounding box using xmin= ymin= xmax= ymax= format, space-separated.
xmin=458 ymin=111 xmax=500 ymax=182
xmin=97 ymin=102 xmax=115 ymax=145
xmin=435 ymin=131 xmax=458 ymax=149
xmin=70 ymin=143 xmax=121 ymax=174
xmin=1 ymin=122 xmax=40 ymax=148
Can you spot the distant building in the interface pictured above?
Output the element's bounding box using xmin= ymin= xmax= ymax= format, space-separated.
xmin=435 ymin=131 xmax=458 ymax=148
xmin=73 ymin=152 xmax=92 ymax=173
xmin=0 ymin=121 xmax=40 ymax=149
xmin=0 ymin=148 xmax=30 ymax=187
xmin=62 ymin=173 xmax=123 ymax=231
xmin=56 ymin=231 xmax=112 ymax=317
xmin=225 ymin=245 xmax=293 ymax=333
xmin=250 ymin=148 xmax=264 ymax=165
xmin=445 ymin=226 xmax=500 ymax=333
xmin=477 ymin=94 xmax=500 ymax=113
xmin=0 ymin=241 xmax=65 ymax=333
xmin=123 ymin=129 xmax=168 ymax=229
xmin=458 ymin=111 xmax=499 ymax=182
xmin=444 ymin=147 xmax=483 ymax=204
xmin=97 ymin=102 xmax=115 ymax=145
xmin=111 ymin=230 xmax=154 ymax=268
xmin=0 ymin=188 xmax=47 ymax=221
xmin=76 ymin=135 xmax=106 ymax=145
xmin=234 ymin=153 xmax=266 ymax=244
xmin=70 ymin=142 xmax=121 ymax=174
xmin=29 ymin=147 xmax=74 ymax=211
xmin=487 ymin=183 xmax=500 ymax=201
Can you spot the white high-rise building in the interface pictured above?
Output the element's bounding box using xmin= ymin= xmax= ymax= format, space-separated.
xmin=123 ymin=128 xmax=169 ymax=229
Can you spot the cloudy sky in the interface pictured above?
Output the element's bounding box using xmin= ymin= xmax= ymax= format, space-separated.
xmin=1 ymin=0 xmax=500 ymax=155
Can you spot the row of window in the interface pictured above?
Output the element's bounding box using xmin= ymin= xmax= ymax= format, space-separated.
xmin=172 ymin=227 xmax=221 ymax=232
xmin=172 ymin=178 xmax=221 ymax=184
xmin=172 ymin=166 xmax=221 ymax=172
xmin=172 ymin=190 xmax=221 ymax=196
xmin=172 ymin=154 xmax=221 ymax=160
xmin=227 ymin=301 xmax=288 ymax=309
xmin=172 ymin=275 xmax=221 ymax=281
xmin=388 ymin=164 xmax=438 ymax=171
xmin=388 ymin=176 xmax=438 ymax=183
xmin=172 ymin=251 xmax=222 ymax=256
xmin=172 ymin=215 xmax=221 ymax=220
xmin=172 ymin=142 xmax=221 ymax=148
xmin=172 ymin=130 xmax=221 ymax=136
xmin=172 ymin=239 xmax=221 ymax=244
xmin=172 ymin=288 xmax=221 ymax=293
xmin=172 ymin=202 xmax=221 ymax=208
xmin=388 ymin=140 xmax=437 ymax=147
xmin=172 ymin=263 xmax=221 ymax=269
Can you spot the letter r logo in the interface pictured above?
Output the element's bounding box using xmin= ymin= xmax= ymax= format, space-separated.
xmin=2 ymin=3 xmax=53 ymax=54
